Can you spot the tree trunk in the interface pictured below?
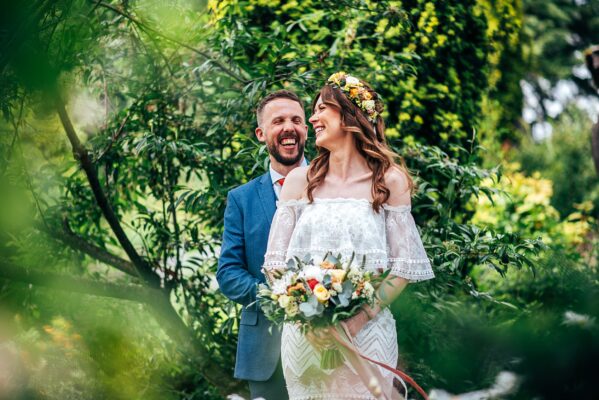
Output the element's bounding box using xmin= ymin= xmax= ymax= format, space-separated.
xmin=49 ymin=89 xmax=246 ymax=397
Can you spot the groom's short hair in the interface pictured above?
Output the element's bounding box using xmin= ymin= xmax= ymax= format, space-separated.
xmin=256 ymin=90 xmax=304 ymax=126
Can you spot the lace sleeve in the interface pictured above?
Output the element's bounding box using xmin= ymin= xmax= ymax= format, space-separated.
xmin=384 ymin=205 xmax=435 ymax=282
xmin=263 ymin=200 xmax=304 ymax=272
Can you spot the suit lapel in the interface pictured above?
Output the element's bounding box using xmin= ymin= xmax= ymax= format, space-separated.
xmin=257 ymin=172 xmax=277 ymax=226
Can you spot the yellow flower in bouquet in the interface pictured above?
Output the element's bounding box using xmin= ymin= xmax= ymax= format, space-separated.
xmin=258 ymin=253 xmax=386 ymax=371
xmin=329 ymin=269 xmax=347 ymax=283
xmin=320 ymin=260 xmax=336 ymax=269
xmin=287 ymin=282 xmax=306 ymax=296
xmin=313 ymin=284 xmax=331 ymax=303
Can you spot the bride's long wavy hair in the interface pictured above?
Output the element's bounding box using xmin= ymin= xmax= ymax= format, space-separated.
xmin=306 ymin=81 xmax=414 ymax=212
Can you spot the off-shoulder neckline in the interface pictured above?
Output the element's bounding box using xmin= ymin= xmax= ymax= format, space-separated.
xmin=277 ymin=197 xmax=411 ymax=212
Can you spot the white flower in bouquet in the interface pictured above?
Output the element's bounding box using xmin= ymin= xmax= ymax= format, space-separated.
xmin=272 ymin=271 xmax=294 ymax=295
xmin=329 ymin=269 xmax=347 ymax=283
xmin=285 ymin=302 xmax=299 ymax=317
xmin=278 ymin=295 xmax=291 ymax=308
xmin=347 ymin=266 xmax=363 ymax=284
xmin=299 ymin=264 xmax=325 ymax=282
xmin=332 ymin=282 xmax=343 ymax=293
xmin=362 ymin=282 xmax=375 ymax=297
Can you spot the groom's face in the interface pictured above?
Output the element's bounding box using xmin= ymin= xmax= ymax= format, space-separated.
xmin=255 ymin=98 xmax=308 ymax=166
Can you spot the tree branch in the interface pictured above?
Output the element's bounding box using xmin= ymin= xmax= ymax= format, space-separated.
xmin=0 ymin=260 xmax=158 ymax=302
xmin=0 ymin=260 xmax=190 ymax=345
xmin=37 ymin=221 xmax=139 ymax=277
xmin=53 ymin=91 xmax=160 ymax=287
xmin=0 ymin=259 xmax=245 ymax=395
xmin=93 ymin=1 xmax=249 ymax=84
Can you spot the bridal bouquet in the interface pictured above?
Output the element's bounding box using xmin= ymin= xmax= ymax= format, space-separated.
xmin=257 ymin=253 xmax=385 ymax=369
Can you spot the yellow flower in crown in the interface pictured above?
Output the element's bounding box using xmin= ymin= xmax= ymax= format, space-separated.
xmin=328 ymin=72 xmax=346 ymax=86
xmin=326 ymin=72 xmax=382 ymax=123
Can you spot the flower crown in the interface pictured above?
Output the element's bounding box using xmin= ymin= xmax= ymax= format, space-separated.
xmin=326 ymin=72 xmax=382 ymax=123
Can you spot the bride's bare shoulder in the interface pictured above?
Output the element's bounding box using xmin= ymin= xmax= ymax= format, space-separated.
xmin=384 ymin=166 xmax=412 ymax=206
xmin=280 ymin=166 xmax=309 ymax=201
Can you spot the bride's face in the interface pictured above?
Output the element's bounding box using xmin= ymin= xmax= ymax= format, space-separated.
xmin=309 ymin=96 xmax=343 ymax=149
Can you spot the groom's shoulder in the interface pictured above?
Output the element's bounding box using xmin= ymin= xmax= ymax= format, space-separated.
xmin=228 ymin=173 xmax=267 ymax=200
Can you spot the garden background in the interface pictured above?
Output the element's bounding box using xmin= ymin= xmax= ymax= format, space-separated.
xmin=0 ymin=0 xmax=598 ymax=399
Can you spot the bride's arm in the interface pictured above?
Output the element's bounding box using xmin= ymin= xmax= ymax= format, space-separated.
xmin=262 ymin=166 xmax=309 ymax=283
xmin=345 ymin=167 xmax=416 ymax=337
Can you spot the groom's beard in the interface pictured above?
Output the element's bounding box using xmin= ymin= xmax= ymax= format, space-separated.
xmin=268 ymin=141 xmax=305 ymax=166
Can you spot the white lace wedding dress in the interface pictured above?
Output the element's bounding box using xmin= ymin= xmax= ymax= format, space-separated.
xmin=263 ymin=198 xmax=434 ymax=400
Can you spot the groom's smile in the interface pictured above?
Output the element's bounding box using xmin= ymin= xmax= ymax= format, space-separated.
xmin=255 ymin=98 xmax=308 ymax=168
xmin=278 ymin=133 xmax=299 ymax=151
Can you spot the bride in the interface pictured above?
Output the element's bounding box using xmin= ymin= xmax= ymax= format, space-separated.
xmin=263 ymin=72 xmax=434 ymax=400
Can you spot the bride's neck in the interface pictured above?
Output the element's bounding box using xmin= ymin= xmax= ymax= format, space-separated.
xmin=327 ymin=146 xmax=370 ymax=182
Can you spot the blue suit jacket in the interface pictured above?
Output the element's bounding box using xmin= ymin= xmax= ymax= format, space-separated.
xmin=217 ymin=172 xmax=280 ymax=381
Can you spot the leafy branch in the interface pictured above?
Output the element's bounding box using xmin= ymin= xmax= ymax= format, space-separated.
xmin=92 ymin=0 xmax=249 ymax=84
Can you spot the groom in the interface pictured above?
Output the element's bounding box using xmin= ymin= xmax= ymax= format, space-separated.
xmin=217 ymin=90 xmax=308 ymax=399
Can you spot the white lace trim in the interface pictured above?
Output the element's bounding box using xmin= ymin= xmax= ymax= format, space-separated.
xmin=262 ymin=262 xmax=286 ymax=270
xmin=290 ymin=395 xmax=378 ymax=400
xmin=388 ymin=257 xmax=431 ymax=264
xmin=286 ymin=247 xmax=387 ymax=256
xmin=277 ymin=197 xmax=411 ymax=213
xmin=390 ymin=265 xmax=436 ymax=281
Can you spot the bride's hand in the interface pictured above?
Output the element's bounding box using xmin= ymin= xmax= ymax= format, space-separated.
xmin=305 ymin=327 xmax=336 ymax=350
xmin=343 ymin=304 xmax=381 ymax=338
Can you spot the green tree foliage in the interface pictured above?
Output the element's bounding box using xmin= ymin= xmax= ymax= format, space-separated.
xmin=522 ymin=0 xmax=599 ymax=99
xmin=478 ymin=0 xmax=599 ymax=144
xmin=211 ymin=0 xmax=503 ymax=155
xmin=0 ymin=0 xmax=564 ymax=397
xmin=515 ymin=106 xmax=599 ymax=218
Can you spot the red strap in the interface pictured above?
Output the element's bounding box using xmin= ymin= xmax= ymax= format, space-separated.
xmin=336 ymin=321 xmax=429 ymax=400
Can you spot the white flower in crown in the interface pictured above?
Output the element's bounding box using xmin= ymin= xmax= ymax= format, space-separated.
xmin=345 ymin=76 xmax=360 ymax=86
xmin=363 ymin=100 xmax=376 ymax=111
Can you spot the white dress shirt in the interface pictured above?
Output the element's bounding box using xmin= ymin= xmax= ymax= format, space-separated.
xmin=270 ymin=158 xmax=308 ymax=199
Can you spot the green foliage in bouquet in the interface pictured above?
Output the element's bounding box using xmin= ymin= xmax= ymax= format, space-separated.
xmin=257 ymin=253 xmax=385 ymax=328
xmin=257 ymin=252 xmax=386 ymax=370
